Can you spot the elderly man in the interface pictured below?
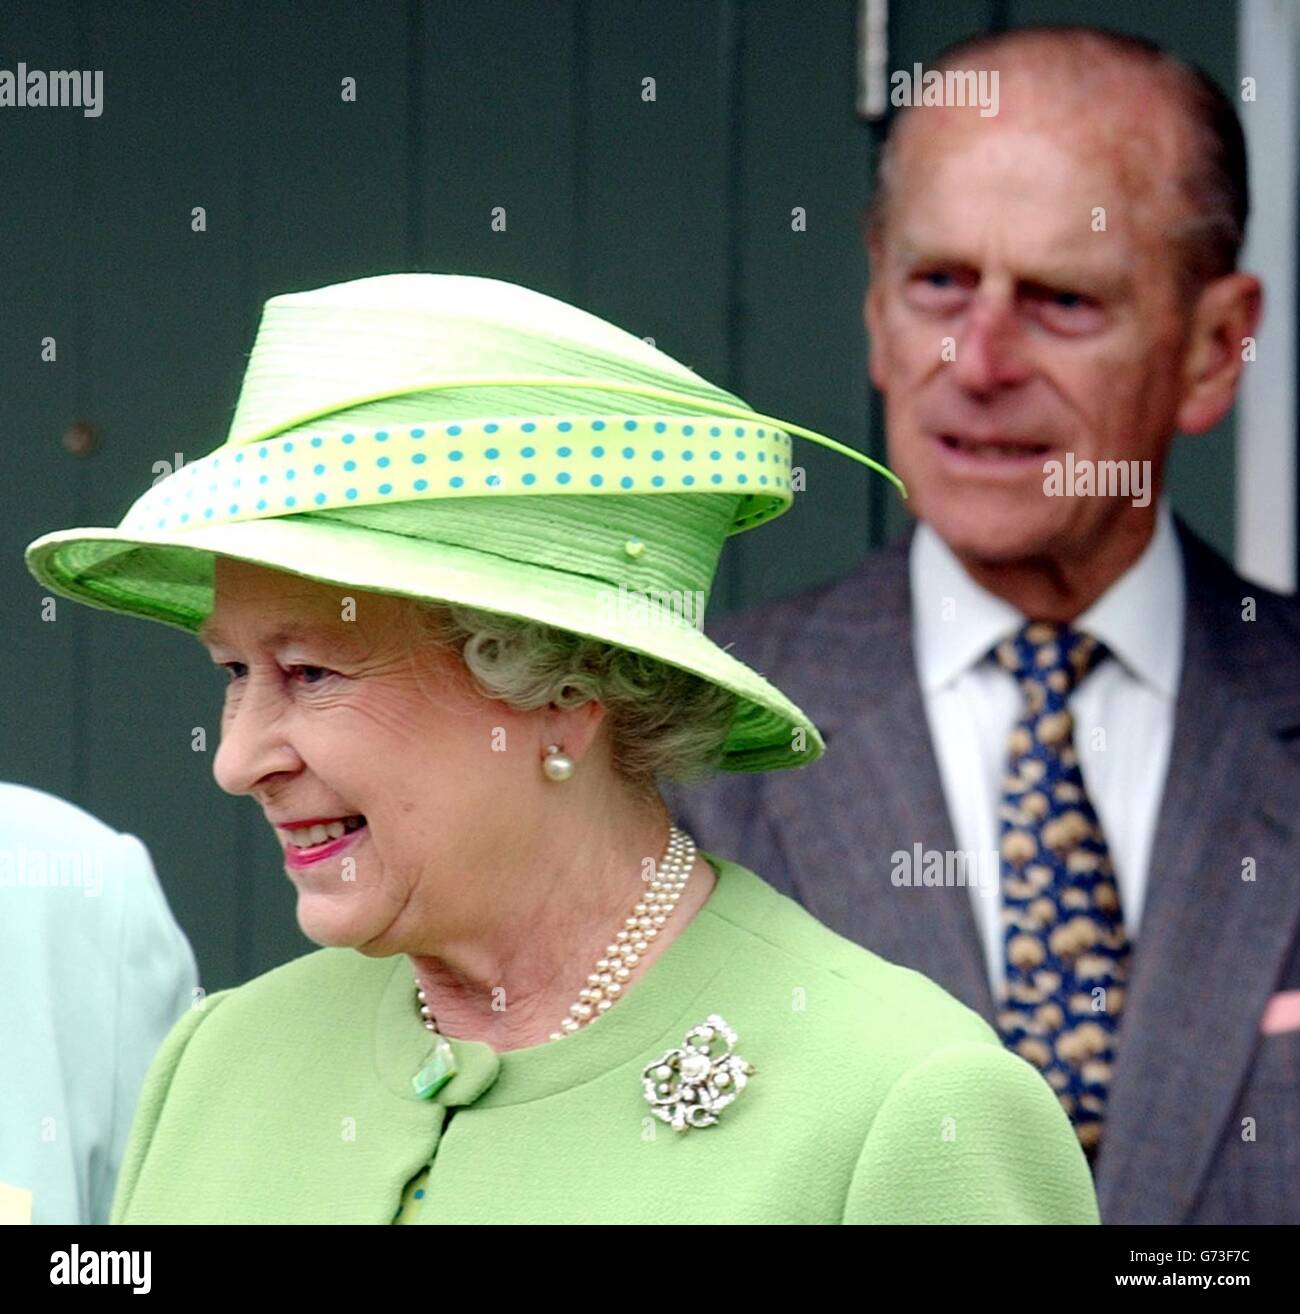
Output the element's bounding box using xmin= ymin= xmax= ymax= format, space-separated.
xmin=670 ymin=25 xmax=1299 ymax=1225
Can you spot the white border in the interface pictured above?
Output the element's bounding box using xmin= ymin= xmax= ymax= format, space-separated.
xmin=1236 ymin=0 xmax=1298 ymax=592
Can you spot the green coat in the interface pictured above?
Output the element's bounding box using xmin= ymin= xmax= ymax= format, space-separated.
xmin=111 ymin=854 xmax=1100 ymax=1224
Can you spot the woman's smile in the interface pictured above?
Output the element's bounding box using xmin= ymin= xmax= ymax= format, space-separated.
xmin=281 ymin=817 xmax=369 ymax=869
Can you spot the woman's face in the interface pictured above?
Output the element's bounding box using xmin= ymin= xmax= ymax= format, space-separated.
xmin=199 ymin=556 xmax=549 ymax=955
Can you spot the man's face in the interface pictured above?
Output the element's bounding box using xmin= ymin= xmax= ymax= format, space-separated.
xmin=866 ymin=100 xmax=1192 ymax=563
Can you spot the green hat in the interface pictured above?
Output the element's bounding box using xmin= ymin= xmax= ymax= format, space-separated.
xmin=24 ymin=273 xmax=903 ymax=773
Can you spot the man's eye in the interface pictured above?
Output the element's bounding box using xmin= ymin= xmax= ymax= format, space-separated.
xmin=1032 ymin=287 xmax=1105 ymax=334
xmin=908 ymin=269 xmax=960 ymax=290
xmin=903 ymin=268 xmax=973 ymax=310
xmin=1024 ymin=282 xmax=1094 ymax=309
xmin=219 ymin=662 xmax=246 ymax=682
xmin=294 ymin=666 xmax=332 ymax=685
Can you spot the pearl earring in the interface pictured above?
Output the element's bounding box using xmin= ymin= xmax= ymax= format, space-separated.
xmin=542 ymin=743 xmax=575 ymax=782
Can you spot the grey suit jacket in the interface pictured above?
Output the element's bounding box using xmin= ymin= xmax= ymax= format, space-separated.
xmin=667 ymin=518 xmax=1300 ymax=1225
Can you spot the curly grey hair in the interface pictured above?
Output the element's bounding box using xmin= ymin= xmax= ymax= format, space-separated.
xmin=402 ymin=600 xmax=738 ymax=798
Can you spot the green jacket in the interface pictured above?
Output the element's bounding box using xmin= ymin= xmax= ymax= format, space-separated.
xmin=111 ymin=854 xmax=1100 ymax=1224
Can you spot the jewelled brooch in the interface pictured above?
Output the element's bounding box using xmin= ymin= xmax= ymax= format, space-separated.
xmin=642 ymin=1014 xmax=755 ymax=1132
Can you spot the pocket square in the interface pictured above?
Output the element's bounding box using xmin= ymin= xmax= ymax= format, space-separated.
xmin=1259 ymin=989 xmax=1300 ymax=1035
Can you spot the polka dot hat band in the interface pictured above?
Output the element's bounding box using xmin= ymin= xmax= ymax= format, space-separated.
xmin=121 ymin=409 xmax=799 ymax=535
xmin=24 ymin=273 xmax=906 ymax=774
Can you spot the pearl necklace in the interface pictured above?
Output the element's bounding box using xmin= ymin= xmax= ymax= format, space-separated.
xmin=415 ymin=826 xmax=697 ymax=1043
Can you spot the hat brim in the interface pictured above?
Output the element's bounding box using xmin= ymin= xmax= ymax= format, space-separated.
xmin=25 ymin=519 xmax=823 ymax=774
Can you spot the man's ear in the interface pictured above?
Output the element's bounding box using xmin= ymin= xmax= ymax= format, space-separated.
xmin=1176 ymin=271 xmax=1263 ymax=435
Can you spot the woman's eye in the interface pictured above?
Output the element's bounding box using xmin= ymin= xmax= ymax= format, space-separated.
xmin=216 ymin=663 xmax=332 ymax=685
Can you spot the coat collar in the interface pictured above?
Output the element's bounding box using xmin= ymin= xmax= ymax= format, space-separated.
xmin=371 ymin=853 xmax=769 ymax=1110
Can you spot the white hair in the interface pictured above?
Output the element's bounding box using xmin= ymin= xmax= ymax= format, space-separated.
xmin=403 ymin=600 xmax=738 ymax=798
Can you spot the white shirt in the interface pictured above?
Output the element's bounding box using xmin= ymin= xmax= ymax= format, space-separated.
xmin=910 ymin=502 xmax=1184 ymax=997
xmin=0 ymin=783 xmax=198 ymax=1224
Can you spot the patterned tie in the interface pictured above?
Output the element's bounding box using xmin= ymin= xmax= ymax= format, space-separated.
xmin=992 ymin=620 xmax=1131 ymax=1162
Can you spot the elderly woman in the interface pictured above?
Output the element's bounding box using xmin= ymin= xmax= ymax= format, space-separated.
xmin=25 ymin=273 xmax=1099 ymax=1225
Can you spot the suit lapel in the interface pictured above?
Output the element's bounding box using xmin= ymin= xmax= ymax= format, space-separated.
xmin=761 ymin=534 xmax=997 ymax=1024
xmin=1094 ymin=525 xmax=1300 ymax=1222
xmin=726 ymin=521 xmax=1298 ymax=1223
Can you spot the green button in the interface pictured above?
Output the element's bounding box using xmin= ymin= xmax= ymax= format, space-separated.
xmin=412 ymin=1035 xmax=457 ymax=1099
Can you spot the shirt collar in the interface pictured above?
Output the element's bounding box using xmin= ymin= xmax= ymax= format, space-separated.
xmin=910 ymin=521 xmax=1022 ymax=694
xmin=1076 ymin=500 xmax=1184 ymax=699
xmin=910 ymin=499 xmax=1184 ymax=699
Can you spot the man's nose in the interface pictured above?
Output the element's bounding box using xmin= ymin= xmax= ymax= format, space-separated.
xmin=950 ymin=292 xmax=1033 ymax=394
xmin=212 ymin=679 xmax=299 ymax=797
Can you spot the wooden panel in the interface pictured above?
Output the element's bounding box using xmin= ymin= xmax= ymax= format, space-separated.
xmin=415 ymin=0 xmax=579 ymax=294
xmin=0 ymin=1 xmax=84 ymax=807
xmin=2 ymin=1 xmax=1250 ymax=992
